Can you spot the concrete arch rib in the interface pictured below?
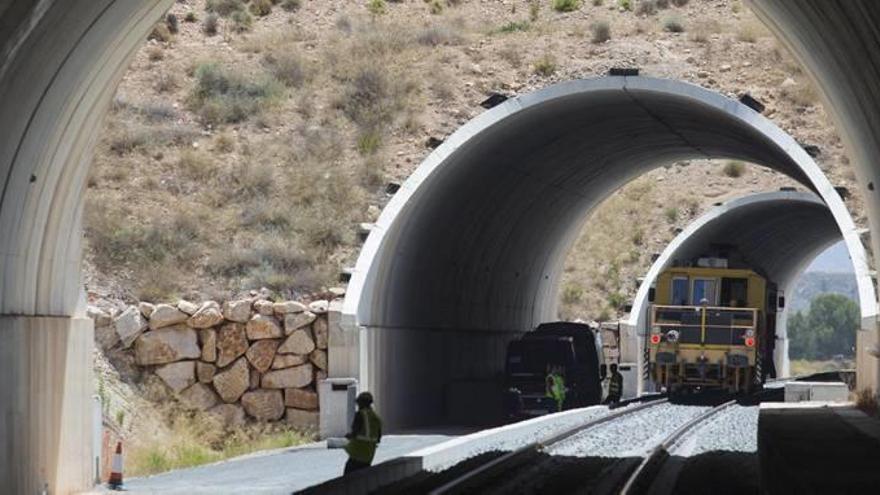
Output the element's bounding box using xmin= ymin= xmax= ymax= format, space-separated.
xmin=343 ymin=76 xmax=874 ymax=427
xmin=626 ymin=191 xmax=875 ymax=382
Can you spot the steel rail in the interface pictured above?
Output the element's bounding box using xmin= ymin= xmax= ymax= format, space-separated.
xmin=428 ymin=397 xmax=669 ymax=495
xmin=619 ymin=399 xmax=738 ymax=495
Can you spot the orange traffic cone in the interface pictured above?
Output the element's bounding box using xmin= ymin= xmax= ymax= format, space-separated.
xmin=108 ymin=441 xmax=124 ymax=490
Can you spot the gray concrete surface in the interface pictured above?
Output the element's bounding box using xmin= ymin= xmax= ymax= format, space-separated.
xmin=118 ymin=434 xmax=453 ymax=494
xmin=758 ymin=403 xmax=880 ymax=493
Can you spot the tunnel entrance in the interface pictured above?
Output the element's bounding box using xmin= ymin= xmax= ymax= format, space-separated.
xmin=629 ymin=191 xmax=874 ymax=393
xmin=342 ymin=77 xmax=875 ymax=429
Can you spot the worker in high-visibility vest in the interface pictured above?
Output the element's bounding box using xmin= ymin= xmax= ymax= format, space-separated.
xmin=344 ymin=391 xmax=382 ymax=475
xmin=604 ymin=363 xmax=623 ymax=404
xmin=545 ymin=366 xmax=566 ymax=412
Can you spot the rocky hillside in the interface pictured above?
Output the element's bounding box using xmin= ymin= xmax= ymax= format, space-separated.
xmin=85 ymin=0 xmax=863 ymax=322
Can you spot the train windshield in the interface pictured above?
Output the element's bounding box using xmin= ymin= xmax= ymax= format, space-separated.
xmin=691 ymin=278 xmax=717 ymax=305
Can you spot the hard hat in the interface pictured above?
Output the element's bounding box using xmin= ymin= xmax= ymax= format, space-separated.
xmin=356 ymin=391 xmax=374 ymax=405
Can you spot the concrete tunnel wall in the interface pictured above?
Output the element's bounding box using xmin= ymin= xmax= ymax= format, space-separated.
xmin=343 ymin=76 xmax=875 ymax=429
xmin=3 ymin=1 xmax=880 ymax=492
xmin=627 ymin=191 xmax=877 ymax=391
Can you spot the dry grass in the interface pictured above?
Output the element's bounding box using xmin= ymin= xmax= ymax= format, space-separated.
xmin=127 ymin=410 xmax=312 ymax=476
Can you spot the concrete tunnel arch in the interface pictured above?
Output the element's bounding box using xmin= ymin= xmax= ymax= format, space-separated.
xmin=627 ymin=190 xmax=877 ymax=391
xmin=342 ymin=76 xmax=874 ymax=428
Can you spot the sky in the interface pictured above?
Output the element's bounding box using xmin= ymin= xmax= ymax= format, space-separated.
xmin=803 ymin=240 xmax=854 ymax=274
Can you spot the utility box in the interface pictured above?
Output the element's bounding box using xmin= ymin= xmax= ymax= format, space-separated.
xmin=319 ymin=378 xmax=358 ymax=439
xmin=784 ymin=381 xmax=849 ymax=402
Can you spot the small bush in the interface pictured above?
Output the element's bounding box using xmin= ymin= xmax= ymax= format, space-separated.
xmin=230 ymin=11 xmax=253 ymax=32
xmin=671 ymin=0 xmax=688 ymax=5
xmin=497 ymin=21 xmax=530 ymax=34
xmin=417 ymin=25 xmax=463 ymax=46
xmin=655 ymin=0 xmax=669 ymax=7
xmin=664 ymin=206 xmax=678 ymax=223
xmin=263 ymin=52 xmax=306 ymax=87
xmin=562 ymin=285 xmax=584 ymax=305
xmin=607 ymin=292 xmax=627 ymax=310
xmin=154 ymin=72 xmax=178 ymax=93
xmin=184 ymin=12 xmax=198 ymax=22
xmin=591 ymin=20 xmax=611 ymax=43
xmin=689 ymin=20 xmax=718 ymax=43
xmin=367 ymin=0 xmax=386 ymax=15
xmin=166 ymin=13 xmax=179 ymax=34
xmin=429 ymin=0 xmax=444 ymax=14
xmin=147 ymin=46 xmax=164 ymax=62
xmin=636 ymin=0 xmax=656 ymax=15
xmin=593 ymin=0 xmax=604 ymax=5
xmin=533 ymin=54 xmax=557 ymax=77
xmin=357 ymin=130 xmax=382 ymax=155
xmin=618 ymin=0 xmax=632 ymax=11
xmin=662 ymin=15 xmax=684 ymax=32
xmin=281 ymin=0 xmax=301 ymax=12
xmin=203 ymin=14 xmax=219 ymax=35
xmin=188 ymin=63 xmax=283 ymax=124
xmin=553 ymin=0 xmax=581 ymax=12
xmin=723 ymin=161 xmax=745 ymax=178
xmin=205 ymin=0 xmax=245 ymax=17
xmin=529 ymin=1 xmax=540 ymax=21
xmin=737 ymin=22 xmax=760 ymax=43
xmin=148 ymin=23 xmax=172 ymax=42
xmin=249 ymin=0 xmax=272 ymax=17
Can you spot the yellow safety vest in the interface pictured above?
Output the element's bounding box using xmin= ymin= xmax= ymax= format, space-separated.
xmin=345 ymin=408 xmax=382 ymax=463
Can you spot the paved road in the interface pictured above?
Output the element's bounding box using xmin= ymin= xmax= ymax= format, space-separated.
xmin=120 ymin=434 xmax=454 ymax=494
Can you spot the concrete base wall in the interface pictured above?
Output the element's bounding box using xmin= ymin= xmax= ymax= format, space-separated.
xmin=856 ymin=324 xmax=880 ymax=393
xmin=363 ymin=326 xmax=520 ymax=430
xmin=0 ymin=316 xmax=95 ymax=494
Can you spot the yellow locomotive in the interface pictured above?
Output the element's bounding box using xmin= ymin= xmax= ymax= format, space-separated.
xmin=648 ymin=265 xmax=778 ymax=393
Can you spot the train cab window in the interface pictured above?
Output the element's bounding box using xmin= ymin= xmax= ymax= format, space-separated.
xmin=671 ymin=277 xmax=689 ymax=305
xmin=691 ymin=278 xmax=717 ymax=305
xmin=720 ymin=278 xmax=748 ymax=307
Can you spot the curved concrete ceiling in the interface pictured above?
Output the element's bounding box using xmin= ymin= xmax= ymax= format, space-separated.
xmin=345 ymin=77 xmax=870 ymax=335
xmin=628 ymin=191 xmax=877 ymax=331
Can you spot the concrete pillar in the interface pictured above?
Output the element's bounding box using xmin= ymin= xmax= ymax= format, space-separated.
xmin=856 ymin=318 xmax=880 ymax=393
xmin=0 ymin=316 xmax=94 ymax=494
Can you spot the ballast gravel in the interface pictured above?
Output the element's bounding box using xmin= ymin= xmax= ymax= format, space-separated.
xmin=549 ymin=404 xmax=711 ymax=458
xmin=671 ymin=405 xmax=759 ymax=456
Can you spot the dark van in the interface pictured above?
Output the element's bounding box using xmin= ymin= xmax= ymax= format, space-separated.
xmin=504 ymin=322 xmax=603 ymax=418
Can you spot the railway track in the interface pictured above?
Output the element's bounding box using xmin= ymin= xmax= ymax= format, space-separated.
xmin=405 ymin=395 xmax=744 ymax=495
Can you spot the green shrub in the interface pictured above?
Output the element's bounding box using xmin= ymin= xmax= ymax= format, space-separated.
xmin=593 ymin=0 xmax=604 ymax=5
xmin=184 ymin=12 xmax=197 ymax=22
xmin=367 ymin=0 xmax=386 ymax=15
xmin=249 ymin=0 xmax=272 ymax=16
xmin=429 ymin=0 xmax=443 ymax=14
xmin=664 ymin=206 xmax=678 ymax=223
xmin=203 ymin=14 xmax=219 ymax=35
xmin=533 ymin=54 xmax=557 ymax=76
xmin=607 ymin=292 xmax=627 ymax=310
xmin=655 ymin=0 xmax=669 ymax=7
xmin=591 ymin=20 xmax=611 ymax=43
xmin=188 ymin=63 xmax=282 ymax=124
xmin=263 ymin=52 xmax=306 ymax=87
xmin=562 ymin=284 xmax=584 ymax=305
xmin=672 ymin=0 xmax=688 ymax=5
xmin=205 ymin=0 xmax=245 ymax=17
xmin=662 ymin=15 xmax=684 ymax=32
xmin=618 ymin=0 xmax=632 ymax=11
xmin=723 ymin=161 xmax=745 ymax=178
xmin=497 ymin=21 xmax=530 ymax=34
xmin=552 ymin=0 xmax=581 ymax=12
xmin=230 ymin=11 xmax=253 ymax=32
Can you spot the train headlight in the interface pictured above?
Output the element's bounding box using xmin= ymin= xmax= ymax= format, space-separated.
xmin=744 ymin=337 xmax=756 ymax=347
xmin=650 ymin=334 xmax=661 ymax=345
xmin=665 ymin=330 xmax=679 ymax=343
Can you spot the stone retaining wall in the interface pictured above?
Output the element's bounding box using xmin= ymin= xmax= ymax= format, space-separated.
xmin=88 ymin=294 xmax=337 ymax=430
